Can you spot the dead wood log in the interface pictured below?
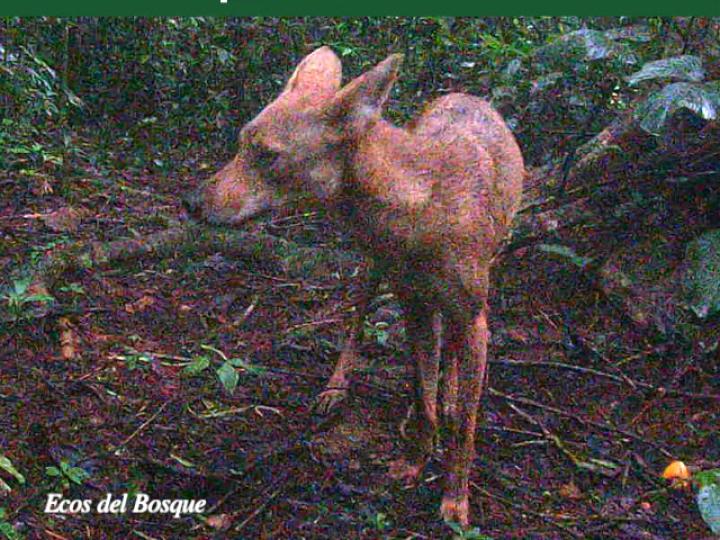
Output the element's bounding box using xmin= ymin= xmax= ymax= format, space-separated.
xmin=0 ymin=224 xmax=361 ymax=323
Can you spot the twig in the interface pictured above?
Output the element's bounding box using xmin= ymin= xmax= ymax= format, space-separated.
xmin=111 ymin=400 xmax=172 ymax=453
xmin=43 ymin=531 xmax=70 ymax=540
xmin=471 ymin=483 xmax=582 ymax=539
xmin=506 ymin=402 xmax=584 ymax=469
xmin=286 ymin=317 xmax=343 ymax=332
xmin=490 ymin=358 xmax=720 ymax=401
xmin=132 ymin=531 xmax=161 ymax=540
xmin=488 ymin=387 xmax=672 ymax=457
xmin=191 ymin=408 xmax=342 ymax=531
xmin=235 ymin=486 xmax=283 ymax=533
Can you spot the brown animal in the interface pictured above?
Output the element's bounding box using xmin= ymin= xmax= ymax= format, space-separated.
xmin=183 ymin=46 xmax=524 ymax=527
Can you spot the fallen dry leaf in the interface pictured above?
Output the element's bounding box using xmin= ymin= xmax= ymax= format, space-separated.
xmin=42 ymin=206 xmax=87 ymax=232
xmin=58 ymin=317 xmax=77 ymax=360
xmin=31 ymin=176 xmax=54 ymax=196
xmin=206 ymin=513 xmax=233 ymax=530
xmin=559 ymin=481 xmax=583 ymax=500
xmin=124 ymin=295 xmax=156 ymax=314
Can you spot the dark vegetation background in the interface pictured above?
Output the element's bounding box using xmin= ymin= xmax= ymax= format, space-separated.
xmin=1 ymin=16 xmax=720 ymax=539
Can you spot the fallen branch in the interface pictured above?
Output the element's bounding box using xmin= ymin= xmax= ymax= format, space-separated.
xmin=565 ymin=110 xmax=720 ymax=193
xmin=0 ymin=224 xmax=361 ymax=322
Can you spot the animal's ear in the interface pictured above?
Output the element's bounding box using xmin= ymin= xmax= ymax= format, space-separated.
xmin=284 ymin=46 xmax=342 ymax=100
xmin=328 ymin=53 xmax=403 ymax=131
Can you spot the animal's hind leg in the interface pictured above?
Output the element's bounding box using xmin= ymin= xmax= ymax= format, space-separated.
xmin=440 ymin=304 xmax=489 ymax=528
xmin=388 ymin=301 xmax=440 ymax=481
xmin=441 ymin=313 xmax=459 ymax=425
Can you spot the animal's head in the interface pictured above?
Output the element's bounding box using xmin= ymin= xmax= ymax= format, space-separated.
xmin=183 ymin=46 xmax=403 ymax=225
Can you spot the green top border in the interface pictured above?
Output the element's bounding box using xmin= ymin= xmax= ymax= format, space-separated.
xmin=1 ymin=0 xmax=718 ymax=16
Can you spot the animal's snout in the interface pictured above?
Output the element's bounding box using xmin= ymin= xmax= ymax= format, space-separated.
xmin=182 ymin=188 xmax=203 ymax=218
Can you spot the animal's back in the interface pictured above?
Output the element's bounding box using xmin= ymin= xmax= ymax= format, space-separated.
xmin=413 ymin=93 xmax=525 ymax=241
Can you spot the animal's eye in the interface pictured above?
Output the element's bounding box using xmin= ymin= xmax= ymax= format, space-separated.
xmin=253 ymin=146 xmax=280 ymax=169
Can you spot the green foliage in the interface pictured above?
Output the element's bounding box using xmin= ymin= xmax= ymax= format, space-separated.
xmin=537 ymin=244 xmax=594 ymax=269
xmin=696 ymin=469 xmax=720 ymax=534
xmin=534 ymin=28 xmax=635 ymax=68
xmin=366 ymin=511 xmax=391 ymax=531
xmin=635 ymin=82 xmax=720 ymax=135
xmin=0 ymin=31 xmax=82 ymax=175
xmin=182 ymin=354 xmax=211 ymax=376
xmin=364 ymin=320 xmax=390 ymax=346
xmin=200 ymin=344 xmax=266 ymax=395
xmin=0 ymin=277 xmax=55 ymax=320
xmin=682 ymin=229 xmax=720 ymax=320
xmin=626 ymin=55 xmax=705 ymax=85
xmin=1 ymin=17 xmax=716 ymax=173
xmin=497 ymin=22 xmax=656 ymax=163
xmin=0 ymin=455 xmax=24 ymax=486
xmin=215 ymin=362 xmax=239 ymax=395
xmin=0 ymin=508 xmax=22 ymax=540
xmin=46 ymin=460 xmax=90 ymax=491
xmin=447 ymin=521 xmax=494 ymax=539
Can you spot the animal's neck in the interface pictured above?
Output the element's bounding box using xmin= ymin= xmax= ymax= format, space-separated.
xmin=345 ymin=119 xmax=432 ymax=208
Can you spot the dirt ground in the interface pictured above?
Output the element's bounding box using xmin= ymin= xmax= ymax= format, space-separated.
xmin=1 ymin=143 xmax=718 ymax=539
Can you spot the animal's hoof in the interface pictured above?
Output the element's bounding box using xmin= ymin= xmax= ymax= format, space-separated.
xmin=387 ymin=458 xmax=424 ymax=484
xmin=313 ymin=387 xmax=348 ymax=415
xmin=440 ymin=493 xmax=470 ymax=528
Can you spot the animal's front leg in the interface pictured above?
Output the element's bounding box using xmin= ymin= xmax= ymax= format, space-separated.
xmin=314 ymin=264 xmax=380 ymax=414
xmin=440 ymin=306 xmax=488 ymax=528
xmin=314 ymin=321 xmax=362 ymax=414
xmin=388 ymin=301 xmax=440 ymax=482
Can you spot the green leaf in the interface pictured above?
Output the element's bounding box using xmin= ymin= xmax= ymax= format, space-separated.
xmin=21 ymin=294 xmax=54 ymax=305
xmin=63 ymin=88 xmax=85 ymax=108
xmin=0 ymin=519 xmax=20 ymax=540
xmin=696 ymin=471 xmax=720 ymax=534
xmin=64 ymin=466 xmax=89 ymax=485
xmin=604 ymin=25 xmax=653 ymax=43
xmin=215 ymin=46 xmax=232 ymax=65
xmin=0 ymin=455 xmax=24 ymax=485
xmin=683 ymin=230 xmax=720 ymax=319
xmin=626 ymin=55 xmax=705 ymax=86
xmin=216 ymin=362 xmax=239 ymax=394
xmin=534 ymin=29 xmax=635 ymax=70
xmin=447 ymin=520 xmax=494 ymax=539
xmin=58 ymin=283 xmax=85 ymax=295
xmin=11 ymin=278 xmax=31 ymax=296
xmin=635 ymin=82 xmax=720 ymax=135
xmin=227 ymin=357 xmax=266 ymax=376
xmin=183 ymin=355 xmax=210 ymax=376
xmin=537 ymin=244 xmax=593 ymax=269
xmin=696 ymin=469 xmax=720 ymax=489
xmin=45 ymin=466 xmax=60 ymax=477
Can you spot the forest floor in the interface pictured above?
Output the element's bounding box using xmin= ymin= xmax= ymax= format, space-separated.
xmin=1 ymin=139 xmax=718 ymax=539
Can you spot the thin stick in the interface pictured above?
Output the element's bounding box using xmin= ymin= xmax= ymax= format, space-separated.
xmin=488 ymin=387 xmax=672 ymax=457
xmin=235 ymin=486 xmax=282 ymax=533
xmin=111 ymin=400 xmax=171 ymax=453
xmin=491 ymin=358 xmax=720 ymax=401
xmin=471 ymin=483 xmax=582 ymax=539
